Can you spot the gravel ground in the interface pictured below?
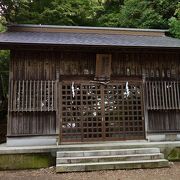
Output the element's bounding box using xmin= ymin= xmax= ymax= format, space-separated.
xmin=0 ymin=162 xmax=179 ymax=180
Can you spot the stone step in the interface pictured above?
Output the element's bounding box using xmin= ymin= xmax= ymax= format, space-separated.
xmin=57 ymin=148 xmax=160 ymax=158
xmin=56 ymin=159 xmax=169 ymax=172
xmin=56 ymin=153 xmax=164 ymax=164
xmin=57 ymin=141 xmax=149 ymax=151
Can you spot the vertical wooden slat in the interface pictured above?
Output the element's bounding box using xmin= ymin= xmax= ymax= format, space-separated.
xmin=158 ymin=81 xmax=162 ymax=109
xmin=26 ymin=80 xmax=28 ymax=111
xmin=174 ymin=81 xmax=178 ymax=109
xmin=37 ymin=81 xmax=39 ymax=111
xmin=33 ymin=80 xmax=35 ymax=111
xmin=167 ymin=81 xmax=171 ymax=109
xmin=177 ymin=81 xmax=180 ymax=109
xmin=152 ymin=81 xmax=155 ymax=110
xmin=48 ymin=81 xmax=50 ymax=111
xmin=22 ymin=80 xmax=24 ymax=111
xmin=161 ymin=81 xmax=165 ymax=110
xmin=52 ymin=81 xmax=54 ymax=111
xmin=13 ymin=81 xmax=17 ymax=111
xmin=18 ymin=81 xmax=21 ymax=112
xmin=55 ymin=81 xmax=58 ymax=112
xmin=40 ymin=81 xmax=43 ymax=111
xmin=164 ymin=81 xmax=168 ymax=109
xmin=171 ymin=81 xmax=175 ymax=109
xmin=10 ymin=80 xmax=14 ymax=111
xmin=149 ymin=82 xmax=152 ymax=109
xmin=44 ymin=81 xmax=46 ymax=111
xmin=166 ymin=81 xmax=171 ymax=109
xmin=29 ymin=80 xmax=32 ymax=111
xmin=145 ymin=82 xmax=149 ymax=109
xmin=155 ymin=81 xmax=158 ymax=109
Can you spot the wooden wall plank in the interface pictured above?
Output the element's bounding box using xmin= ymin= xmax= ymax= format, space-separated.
xmin=161 ymin=81 xmax=165 ymax=109
xmin=9 ymin=112 xmax=56 ymax=136
xmin=148 ymin=110 xmax=180 ymax=132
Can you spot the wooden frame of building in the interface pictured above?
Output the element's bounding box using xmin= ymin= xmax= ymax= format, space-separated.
xmin=0 ymin=24 xmax=180 ymax=146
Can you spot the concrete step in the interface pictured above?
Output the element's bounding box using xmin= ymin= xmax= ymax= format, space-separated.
xmin=57 ymin=148 xmax=160 ymax=158
xmin=57 ymin=141 xmax=149 ymax=151
xmin=56 ymin=159 xmax=169 ymax=172
xmin=57 ymin=153 xmax=164 ymax=164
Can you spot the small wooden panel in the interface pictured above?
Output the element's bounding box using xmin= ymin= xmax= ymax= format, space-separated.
xmin=95 ymin=54 xmax=112 ymax=81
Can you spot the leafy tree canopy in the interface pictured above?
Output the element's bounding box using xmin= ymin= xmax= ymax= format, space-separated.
xmin=0 ymin=0 xmax=179 ymax=38
xmin=117 ymin=0 xmax=165 ymax=28
xmin=169 ymin=2 xmax=180 ymax=38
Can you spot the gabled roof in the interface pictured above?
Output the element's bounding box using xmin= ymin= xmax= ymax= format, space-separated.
xmin=0 ymin=24 xmax=180 ymax=49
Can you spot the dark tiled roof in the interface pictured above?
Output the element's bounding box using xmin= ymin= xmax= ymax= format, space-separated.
xmin=0 ymin=31 xmax=180 ymax=48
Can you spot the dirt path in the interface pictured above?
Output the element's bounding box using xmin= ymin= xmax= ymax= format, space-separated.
xmin=0 ymin=162 xmax=179 ymax=180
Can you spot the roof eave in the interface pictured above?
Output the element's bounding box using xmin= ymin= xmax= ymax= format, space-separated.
xmin=0 ymin=42 xmax=179 ymax=51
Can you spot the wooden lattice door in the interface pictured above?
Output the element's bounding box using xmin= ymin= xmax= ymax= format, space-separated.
xmin=59 ymin=81 xmax=145 ymax=142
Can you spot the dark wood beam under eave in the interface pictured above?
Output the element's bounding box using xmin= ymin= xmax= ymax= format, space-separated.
xmin=0 ymin=43 xmax=180 ymax=54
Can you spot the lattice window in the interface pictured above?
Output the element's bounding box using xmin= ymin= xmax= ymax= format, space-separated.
xmin=146 ymin=81 xmax=180 ymax=110
xmin=104 ymin=83 xmax=144 ymax=139
xmin=61 ymin=83 xmax=82 ymax=141
xmin=61 ymin=83 xmax=103 ymax=141
xmin=60 ymin=81 xmax=144 ymax=142
xmin=9 ymin=80 xmax=57 ymax=112
xmin=81 ymin=84 xmax=102 ymax=140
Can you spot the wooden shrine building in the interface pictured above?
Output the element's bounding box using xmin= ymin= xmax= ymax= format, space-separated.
xmin=0 ymin=24 xmax=180 ymax=146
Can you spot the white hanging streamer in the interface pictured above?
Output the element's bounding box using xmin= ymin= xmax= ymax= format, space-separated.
xmin=125 ymin=81 xmax=130 ymax=97
xmin=71 ymin=81 xmax=75 ymax=98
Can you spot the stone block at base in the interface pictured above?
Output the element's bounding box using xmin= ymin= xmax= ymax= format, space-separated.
xmin=0 ymin=153 xmax=55 ymax=170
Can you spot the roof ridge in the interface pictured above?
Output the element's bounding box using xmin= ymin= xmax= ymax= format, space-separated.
xmin=7 ymin=24 xmax=167 ymax=37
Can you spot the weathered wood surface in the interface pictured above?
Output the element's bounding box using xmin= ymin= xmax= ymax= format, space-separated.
xmin=7 ymin=50 xmax=180 ymax=136
xmin=9 ymin=80 xmax=57 ymax=112
xmin=146 ymin=81 xmax=180 ymax=110
xmin=95 ymin=54 xmax=112 ymax=81
xmin=11 ymin=51 xmax=179 ymax=80
xmin=148 ymin=110 xmax=180 ymax=132
xmin=9 ymin=112 xmax=56 ymax=136
xmin=112 ymin=53 xmax=179 ymax=79
xmin=11 ymin=51 xmax=96 ymax=80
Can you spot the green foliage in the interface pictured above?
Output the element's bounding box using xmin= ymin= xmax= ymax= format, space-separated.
xmin=0 ymin=0 xmax=28 ymax=22
xmin=118 ymin=0 xmax=165 ymax=28
xmin=0 ymin=17 xmax=7 ymax=32
xmin=40 ymin=0 xmax=99 ymax=26
xmin=0 ymin=0 xmax=100 ymax=26
xmin=169 ymin=3 xmax=180 ymax=38
xmin=0 ymin=0 xmax=180 ymax=35
xmin=147 ymin=0 xmax=179 ymax=20
xmin=0 ymin=50 xmax=9 ymax=112
xmin=0 ymin=13 xmax=9 ymax=112
xmin=0 ymin=51 xmax=9 ymax=72
xmin=95 ymin=0 xmax=123 ymax=27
